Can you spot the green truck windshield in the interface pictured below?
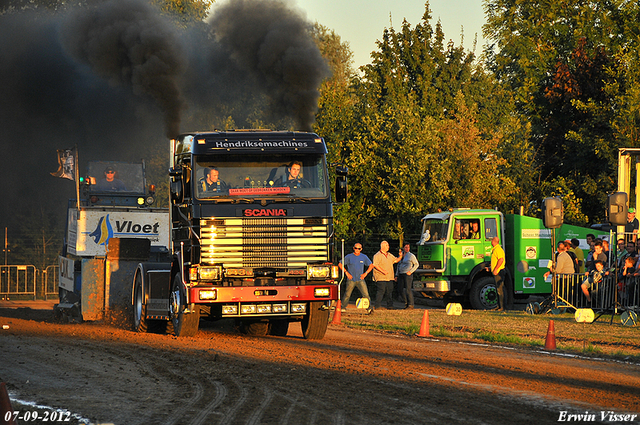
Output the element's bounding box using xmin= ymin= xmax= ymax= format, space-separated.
xmin=420 ymin=219 xmax=449 ymax=243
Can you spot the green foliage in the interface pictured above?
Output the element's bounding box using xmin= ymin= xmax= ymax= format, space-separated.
xmin=320 ymin=3 xmax=517 ymax=242
xmin=150 ymin=0 xmax=213 ymax=26
xmin=539 ymin=177 xmax=589 ymax=226
xmin=484 ymin=0 xmax=640 ymax=222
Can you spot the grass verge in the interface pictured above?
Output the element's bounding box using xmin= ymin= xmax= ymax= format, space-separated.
xmin=335 ymin=306 xmax=640 ymax=361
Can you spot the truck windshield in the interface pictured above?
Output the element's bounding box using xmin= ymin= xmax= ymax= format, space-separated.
xmin=87 ymin=161 xmax=144 ymax=193
xmin=419 ymin=219 xmax=449 ymax=243
xmin=194 ymin=154 xmax=328 ymax=199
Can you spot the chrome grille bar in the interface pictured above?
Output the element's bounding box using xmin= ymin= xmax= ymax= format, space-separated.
xmin=200 ymin=218 xmax=329 ymax=268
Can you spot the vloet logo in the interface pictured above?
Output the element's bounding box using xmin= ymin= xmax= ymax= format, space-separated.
xmin=243 ymin=208 xmax=288 ymax=217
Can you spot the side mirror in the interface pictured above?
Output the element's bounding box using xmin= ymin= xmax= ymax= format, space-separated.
xmin=334 ymin=165 xmax=348 ymax=203
xmin=170 ymin=168 xmax=183 ymax=203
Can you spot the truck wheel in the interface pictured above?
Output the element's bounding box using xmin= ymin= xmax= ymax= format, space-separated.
xmin=469 ymin=277 xmax=499 ymax=310
xmin=268 ymin=319 xmax=289 ymax=337
xmin=301 ymin=301 xmax=329 ymax=340
xmin=170 ymin=275 xmax=200 ymax=337
xmin=132 ymin=273 xmax=148 ymax=333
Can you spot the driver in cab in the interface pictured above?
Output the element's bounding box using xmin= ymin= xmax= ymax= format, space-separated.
xmin=278 ymin=160 xmax=309 ymax=189
xmin=199 ymin=166 xmax=228 ymax=194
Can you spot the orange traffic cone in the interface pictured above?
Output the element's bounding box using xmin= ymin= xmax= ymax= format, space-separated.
xmin=545 ymin=320 xmax=556 ymax=350
xmin=331 ymin=300 xmax=342 ymax=324
xmin=1 ymin=382 xmax=17 ymax=425
xmin=417 ymin=310 xmax=432 ymax=337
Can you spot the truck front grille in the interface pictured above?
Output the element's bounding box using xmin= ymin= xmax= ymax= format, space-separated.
xmin=421 ymin=261 xmax=442 ymax=270
xmin=199 ymin=218 xmax=329 ymax=268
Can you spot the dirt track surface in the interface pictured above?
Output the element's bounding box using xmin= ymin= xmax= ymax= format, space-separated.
xmin=1 ymin=306 xmax=639 ymax=425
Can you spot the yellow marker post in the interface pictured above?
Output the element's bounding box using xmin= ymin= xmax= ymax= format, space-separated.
xmin=355 ymin=298 xmax=370 ymax=310
xmin=575 ymin=308 xmax=594 ymax=352
xmin=446 ymin=303 xmax=462 ymax=316
xmin=574 ymin=308 xmax=595 ymax=323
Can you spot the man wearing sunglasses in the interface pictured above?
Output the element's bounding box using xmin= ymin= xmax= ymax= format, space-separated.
xmin=95 ymin=165 xmax=126 ymax=191
xmin=338 ymin=244 xmax=374 ymax=313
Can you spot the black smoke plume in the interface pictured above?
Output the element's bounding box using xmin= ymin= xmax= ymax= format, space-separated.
xmin=60 ymin=0 xmax=186 ymax=138
xmin=201 ymin=0 xmax=329 ymax=131
xmin=0 ymin=0 xmax=329 ymax=254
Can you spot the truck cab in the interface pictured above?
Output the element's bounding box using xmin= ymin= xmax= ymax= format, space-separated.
xmin=56 ymin=160 xmax=169 ymax=322
xmin=414 ymin=209 xmax=509 ymax=309
xmin=132 ymin=130 xmax=347 ymax=339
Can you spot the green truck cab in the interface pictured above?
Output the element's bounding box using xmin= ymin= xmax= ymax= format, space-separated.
xmin=413 ymin=209 xmax=600 ymax=310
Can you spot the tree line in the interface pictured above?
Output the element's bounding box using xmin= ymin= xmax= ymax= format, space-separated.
xmin=316 ymin=0 xmax=640 ymax=246
xmin=3 ymin=0 xmax=639 ymax=264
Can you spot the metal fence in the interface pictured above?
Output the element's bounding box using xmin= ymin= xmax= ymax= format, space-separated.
xmin=550 ymin=272 xmax=639 ymax=315
xmin=0 ymin=264 xmax=58 ymax=300
xmin=43 ymin=265 xmax=59 ymax=300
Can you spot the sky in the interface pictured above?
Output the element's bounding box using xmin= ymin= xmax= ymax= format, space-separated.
xmin=292 ymin=0 xmax=487 ymax=69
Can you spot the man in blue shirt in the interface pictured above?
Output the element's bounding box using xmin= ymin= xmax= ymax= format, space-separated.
xmin=396 ymin=243 xmax=419 ymax=309
xmin=339 ymin=243 xmax=374 ymax=313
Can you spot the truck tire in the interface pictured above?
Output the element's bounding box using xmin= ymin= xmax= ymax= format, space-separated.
xmin=132 ymin=273 xmax=149 ymax=333
xmin=133 ymin=272 xmax=168 ymax=334
xmin=301 ymin=301 xmax=329 ymax=340
xmin=170 ymin=274 xmax=200 ymax=337
xmin=268 ymin=319 xmax=289 ymax=337
xmin=469 ymin=276 xmax=500 ymax=310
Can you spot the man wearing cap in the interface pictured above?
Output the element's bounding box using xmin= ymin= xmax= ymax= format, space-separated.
xmin=625 ymin=207 xmax=639 ymax=243
xmin=95 ymin=166 xmax=126 ymax=191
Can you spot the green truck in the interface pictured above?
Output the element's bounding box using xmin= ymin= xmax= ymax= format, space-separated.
xmin=413 ymin=209 xmax=604 ymax=309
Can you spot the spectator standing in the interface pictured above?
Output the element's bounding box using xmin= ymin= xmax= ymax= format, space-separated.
xmin=625 ymin=208 xmax=639 ymax=243
xmin=372 ymin=241 xmax=402 ymax=310
xmin=587 ymin=240 xmax=607 ymax=272
xmin=616 ymin=238 xmax=626 ymax=259
xmin=563 ymin=239 xmax=578 ymax=273
xmin=585 ymin=234 xmax=596 ymax=268
xmin=618 ymin=241 xmax=637 ymax=270
xmin=486 ymin=237 xmax=506 ymax=311
xmin=396 ymin=243 xmax=419 ymax=309
xmin=338 ymin=243 xmax=374 ymax=312
xmin=602 ymin=239 xmax=611 ymax=266
xmin=571 ymin=239 xmax=585 ymax=274
xmin=581 ymin=260 xmax=606 ymax=303
xmin=544 ymin=241 xmax=575 ymax=279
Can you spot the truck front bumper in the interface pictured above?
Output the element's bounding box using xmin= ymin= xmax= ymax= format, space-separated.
xmin=188 ymin=284 xmax=337 ymax=317
xmin=414 ymin=279 xmax=450 ymax=292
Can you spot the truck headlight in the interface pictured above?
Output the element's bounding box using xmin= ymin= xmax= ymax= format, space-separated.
xmin=199 ymin=289 xmax=217 ymax=300
xmin=291 ymin=303 xmax=306 ymax=313
xmin=307 ymin=265 xmax=331 ymax=279
xmin=241 ymin=304 xmax=257 ymax=314
xmin=222 ymin=305 xmax=238 ymax=315
xmin=190 ymin=266 xmax=222 ymax=281
xmin=314 ymin=287 xmax=331 ymax=297
xmin=200 ymin=267 xmax=221 ymax=280
xmin=273 ymin=304 xmax=287 ymax=313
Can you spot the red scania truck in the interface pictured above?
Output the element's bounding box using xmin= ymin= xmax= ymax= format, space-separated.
xmin=132 ymin=130 xmax=347 ymax=339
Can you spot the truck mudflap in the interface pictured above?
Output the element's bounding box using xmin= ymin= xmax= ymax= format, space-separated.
xmin=187 ymin=284 xmax=337 ymax=317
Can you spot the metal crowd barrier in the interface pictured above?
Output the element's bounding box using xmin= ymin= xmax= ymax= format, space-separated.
xmin=43 ymin=265 xmax=59 ymax=300
xmin=553 ymin=273 xmax=639 ymax=314
xmin=0 ymin=265 xmax=37 ymax=300
xmin=0 ymin=264 xmax=59 ymax=300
